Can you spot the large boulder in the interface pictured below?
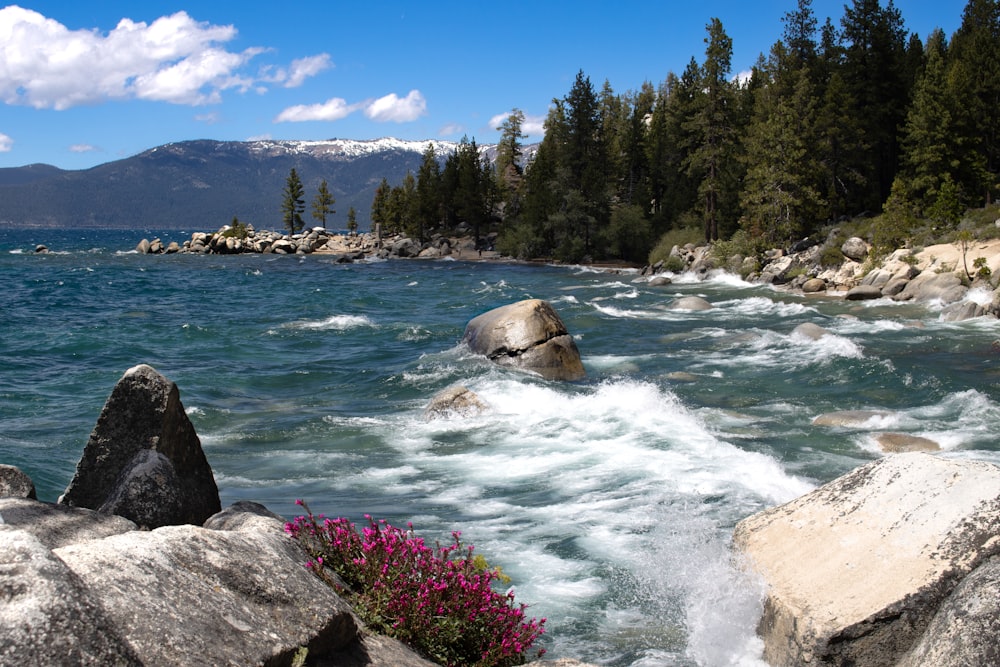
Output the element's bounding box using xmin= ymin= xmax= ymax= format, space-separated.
xmin=0 ymin=527 xmax=141 ymax=665
xmin=733 ymin=454 xmax=1000 ymax=667
xmin=841 ymin=236 xmax=869 ymax=262
xmin=0 ymin=497 xmax=136 ymax=549
xmin=667 ymin=296 xmax=713 ymax=311
xmin=462 ymin=299 xmax=585 ymax=381
xmin=59 ymin=364 xmax=220 ymax=529
xmin=51 ymin=507 xmax=358 ymax=666
xmin=892 ymin=271 xmax=967 ymax=304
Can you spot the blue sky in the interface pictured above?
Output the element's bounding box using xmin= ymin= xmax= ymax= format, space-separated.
xmin=0 ymin=1 xmax=969 ymax=170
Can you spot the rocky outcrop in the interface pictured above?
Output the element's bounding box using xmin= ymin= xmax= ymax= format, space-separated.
xmin=59 ymin=364 xmax=220 ymax=529
xmin=463 ymin=299 xmax=586 ymax=381
xmin=733 ymin=454 xmax=1000 ymax=667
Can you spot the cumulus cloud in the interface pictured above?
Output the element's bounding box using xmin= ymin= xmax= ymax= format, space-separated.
xmin=364 ymin=90 xmax=427 ymax=123
xmin=0 ymin=6 xmax=326 ymax=109
xmin=69 ymin=143 xmax=97 ymax=153
xmin=284 ymin=54 xmax=332 ymax=88
xmin=274 ymin=97 xmax=360 ymax=123
xmin=0 ymin=132 xmax=12 ymax=152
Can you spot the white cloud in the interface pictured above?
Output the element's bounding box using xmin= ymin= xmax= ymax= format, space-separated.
xmin=438 ymin=123 xmax=465 ymax=137
xmin=0 ymin=132 xmax=12 ymax=152
xmin=364 ymin=90 xmax=426 ymax=123
xmin=69 ymin=143 xmax=97 ymax=153
xmin=274 ymin=97 xmax=360 ymax=123
xmin=0 ymin=6 xmax=321 ymax=109
xmin=284 ymin=54 xmax=332 ymax=88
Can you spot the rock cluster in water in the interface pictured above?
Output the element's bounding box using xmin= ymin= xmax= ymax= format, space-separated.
xmin=137 ymin=225 xmax=496 ymax=262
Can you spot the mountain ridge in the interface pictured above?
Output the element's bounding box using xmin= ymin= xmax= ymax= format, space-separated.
xmin=0 ymin=137 xmax=528 ymax=230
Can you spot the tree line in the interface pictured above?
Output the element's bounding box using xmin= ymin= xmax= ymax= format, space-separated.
xmin=281 ymin=169 xmax=358 ymax=236
xmin=367 ymin=0 xmax=998 ymax=263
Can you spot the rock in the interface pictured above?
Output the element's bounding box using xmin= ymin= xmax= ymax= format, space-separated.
xmin=875 ymin=432 xmax=940 ymax=453
xmin=0 ymin=464 xmax=36 ymax=499
xmin=812 ymin=409 xmax=895 ymax=427
xmin=462 ymin=299 xmax=586 ymax=381
xmin=59 ymin=364 xmax=221 ymax=529
xmin=0 ymin=527 xmax=141 ymax=665
xmin=845 ymin=284 xmax=884 ymax=300
xmin=52 ymin=505 xmax=358 ymax=666
xmin=791 ymin=322 xmax=830 ymax=340
xmin=941 ymin=300 xmax=986 ymax=321
xmin=759 ymin=255 xmax=795 ymax=284
xmin=893 ymin=271 xmax=967 ymax=304
xmin=424 ymin=386 xmax=489 ymax=420
xmin=897 ymin=556 xmax=1000 ymax=667
xmin=667 ymin=296 xmax=713 ymax=311
xmin=0 ymin=498 xmax=137 ymax=549
xmin=34 ymin=244 xmax=49 ymax=253
xmin=319 ymin=633 xmax=440 ymax=667
xmin=841 ymin=236 xmax=869 ymax=261
xmin=648 ymin=275 xmax=672 ymax=286
xmin=733 ymin=454 xmax=1000 ymax=667
xmin=666 ymin=371 xmax=698 ymax=382
xmin=882 ymin=276 xmax=910 ymax=296
xmin=801 ymin=278 xmax=826 ymax=293
xmin=136 ymin=238 xmax=151 ymax=254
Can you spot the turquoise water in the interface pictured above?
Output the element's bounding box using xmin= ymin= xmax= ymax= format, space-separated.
xmin=3 ymin=228 xmax=1000 ymax=665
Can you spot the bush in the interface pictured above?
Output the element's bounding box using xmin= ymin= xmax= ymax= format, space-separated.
xmin=648 ymin=227 xmax=703 ymax=266
xmin=286 ymin=502 xmax=546 ymax=667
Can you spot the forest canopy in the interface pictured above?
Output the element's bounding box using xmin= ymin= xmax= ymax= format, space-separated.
xmin=373 ymin=0 xmax=1000 ymax=264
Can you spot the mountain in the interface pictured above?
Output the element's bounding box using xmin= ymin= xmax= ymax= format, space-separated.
xmin=0 ymin=138 xmax=533 ymax=230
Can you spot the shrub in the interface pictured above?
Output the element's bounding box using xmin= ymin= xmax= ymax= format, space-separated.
xmin=285 ymin=501 xmax=545 ymax=667
xmin=221 ymin=217 xmax=250 ymax=239
xmin=648 ymin=226 xmax=703 ymax=266
xmin=819 ymin=244 xmax=845 ymax=267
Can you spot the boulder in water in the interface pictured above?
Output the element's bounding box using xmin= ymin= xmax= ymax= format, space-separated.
xmin=462 ymin=299 xmax=585 ymax=381
xmin=812 ymin=409 xmax=895 ymax=427
xmin=845 ymin=285 xmax=883 ymax=300
xmin=425 ymin=386 xmax=489 ymax=420
xmin=875 ymin=432 xmax=940 ymax=453
xmin=792 ymin=322 xmax=830 ymax=340
xmin=667 ymin=296 xmax=713 ymax=311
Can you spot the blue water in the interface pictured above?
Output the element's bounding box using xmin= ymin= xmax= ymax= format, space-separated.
xmin=3 ymin=228 xmax=1000 ymax=666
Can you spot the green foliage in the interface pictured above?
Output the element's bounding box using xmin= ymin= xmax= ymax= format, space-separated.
xmin=973 ymin=256 xmax=992 ymax=279
xmin=872 ymin=177 xmax=918 ymax=256
xmin=347 ymin=206 xmax=358 ymax=234
xmin=221 ymin=216 xmax=249 ymax=239
xmin=819 ymin=244 xmax=845 ymax=267
xmin=607 ymin=204 xmax=652 ymax=262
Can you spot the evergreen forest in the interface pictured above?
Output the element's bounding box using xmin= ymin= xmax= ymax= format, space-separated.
xmin=371 ymin=0 xmax=1000 ymax=264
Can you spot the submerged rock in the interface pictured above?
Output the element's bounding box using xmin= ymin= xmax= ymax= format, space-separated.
xmin=791 ymin=322 xmax=830 ymax=340
xmin=811 ymin=409 xmax=895 ymax=427
xmin=734 ymin=454 xmax=1000 ymax=667
xmin=875 ymin=432 xmax=940 ymax=453
xmin=424 ymin=386 xmax=489 ymax=420
xmin=59 ymin=364 xmax=220 ymax=529
xmin=667 ymin=296 xmax=713 ymax=311
xmin=463 ymin=299 xmax=586 ymax=381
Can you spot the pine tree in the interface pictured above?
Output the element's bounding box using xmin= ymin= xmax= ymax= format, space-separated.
xmin=685 ymin=18 xmax=738 ymax=241
xmin=346 ymin=206 xmax=358 ymax=234
xmin=310 ymin=179 xmax=335 ymax=228
xmin=281 ymin=168 xmax=305 ymax=235
xmin=948 ymin=0 xmax=1000 ymax=205
xmin=370 ymin=177 xmax=391 ymax=233
xmin=900 ymin=28 xmax=958 ymax=213
xmin=414 ymin=144 xmax=441 ymax=241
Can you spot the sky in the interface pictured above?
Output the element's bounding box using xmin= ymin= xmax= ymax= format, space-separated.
xmin=0 ymin=1 xmax=971 ymax=170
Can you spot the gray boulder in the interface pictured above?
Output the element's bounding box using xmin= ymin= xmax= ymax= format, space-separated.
xmin=801 ymin=278 xmax=826 ymax=293
xmin=734 ymin=454 xmax=1000 ymax=667
xmin=898 ymin=556 xmax=1000 ymax=667
xmin=463 ymin=299 xmax=586 ymax=381
xmin=812 ymin=409 xmax=895 ymax=427
xmin=845 ymin=285 xmax=884 ymax=300
xmin=875 ymin=432 xmax=940 ymax=453
xmin=667 ymin=296 xmax=713 ymax=311
xmin=51 ymin=505 xmax=358 ymax=666
xmin=893 ymin=271 xmax=967 ymax=304
xmin=0 ymin=527 xmax=141 ymax=666
xmin=841 ymin=236 xmax=869 ymax=262
xmin=59 ymin=364 xmax=220 ymax=529
xmin=0 ymin=463 xmax=36 ymax=499
xmin=0 ymin=497 xmax=136 ymax=549
xmin=791 ymin=322 xmax=830 ymax=340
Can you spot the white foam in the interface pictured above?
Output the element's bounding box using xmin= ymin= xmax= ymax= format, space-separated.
xmin=282 ymin=314 xmax=375 ymax=331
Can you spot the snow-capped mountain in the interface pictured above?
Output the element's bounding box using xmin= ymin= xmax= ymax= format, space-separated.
xmin=0 ymin=138 xmax=536 ymax=229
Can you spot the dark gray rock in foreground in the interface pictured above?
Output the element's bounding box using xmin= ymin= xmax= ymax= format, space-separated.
xmin=59 ymin=363 xmax=220 ymax=528
xmin=463 ymin=299 xmax=586 ymax=381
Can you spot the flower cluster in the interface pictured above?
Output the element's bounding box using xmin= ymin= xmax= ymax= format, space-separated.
xmin=285 ymin=500 xmax=546 ymax=667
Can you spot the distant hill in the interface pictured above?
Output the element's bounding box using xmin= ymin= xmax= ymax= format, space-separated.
xmin=0 ymin=138 xmax=534 ymax=230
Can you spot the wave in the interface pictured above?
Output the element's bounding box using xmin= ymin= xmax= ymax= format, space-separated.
xmin=280 ymin=314 xmax=376 ymax=331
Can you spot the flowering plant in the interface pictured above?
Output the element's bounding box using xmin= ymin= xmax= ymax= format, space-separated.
xmin=285 ymin=500 xmax=546 ymax=667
